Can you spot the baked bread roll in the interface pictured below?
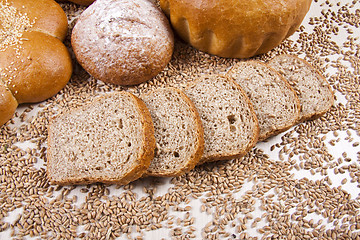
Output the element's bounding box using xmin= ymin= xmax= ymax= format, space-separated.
xmin=0 ymin=31 xmax=72 ymax=104
xmin=0 ymin=81 xmax=18 ymax=127
xmin=0 ymin=0 xmax=72 ymax=126
xmin=160 ymin=0 xmax=312 ymax=58
xmin=5 ymin=0 xmax=68 ymax=41
xmin=71 ymin=0 xmax=174 ymax=86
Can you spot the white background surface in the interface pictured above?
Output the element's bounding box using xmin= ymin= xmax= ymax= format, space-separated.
xmin=1 ymin=0 xmax=360 ymax=239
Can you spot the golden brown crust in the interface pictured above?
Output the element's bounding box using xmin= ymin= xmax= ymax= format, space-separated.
xmin=0 ymin=0 xmax=71 ymax=126
xmin=144 ymin=87 xmax=204 ymax=177
xmin=0 ymin=31 xmax=72 ymax=104
xmin=7 ymin=0 xmax=68 ymax=41
xmin=0 ymin=80 xmax=18 ymax=126
xmin=47 ymin=92 xmax=156 ymax=186
xmin=160 ymin=0 xmax=312 ymax=58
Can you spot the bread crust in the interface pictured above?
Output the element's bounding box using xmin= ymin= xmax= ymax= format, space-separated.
xmin=66 ymin=0 xmax=95 ymax=6
xmin=200 ymin=78 xmax=259 ymax=163
xmin=160 ymin=0 xmax=312 ymax=58
xmin=71 ymin=0 xmax=174 ymax=86
xmin=0 ymin=80 xmax=18 ymax=126
xmin=118 ymin=93 xmax=156 ymax=185
xmin=0 ymin=31 xmax=72 ymax=104
xmin=142 ymin=87 xmax=204 ymax=177
xmin=7 ymin=0 xmax=68 ymax=41
xmin=184 ymin=75 xmax=259 ymax=164
xmin=46 ymin=92 xmax=156 ymax=186
xmin=288 ymin=55 xmax=334 ymax=122
xmin=226 ymin=60 xmax=301 ymax=141
xmin=0 ymin=0 xmax=71 ymax=126
xmin=268 ymin=54 xmax=334 ymax=122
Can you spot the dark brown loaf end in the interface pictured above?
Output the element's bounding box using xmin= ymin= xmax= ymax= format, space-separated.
xmin=141 ymin=87 xmax=204 ymax=177
xmin=184 ymin=75 xmax=259 ymax=164
xmin=46 ymin=92 xmax=156 ymax=185
xmin=268 ymin=54 xmax=334 ymax=122
xmin=226 ymin=61 xmax=301 ymax=141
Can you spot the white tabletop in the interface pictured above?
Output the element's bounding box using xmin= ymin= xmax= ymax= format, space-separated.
xmin=1 ymin=0 xmax=359 ymax=239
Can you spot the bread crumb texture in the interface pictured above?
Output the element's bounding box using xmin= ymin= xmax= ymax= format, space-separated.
xmin=141 ymin=87 xmax=204 ymax=176
xmin=0 ymin=0 xmax=360 ymax=239
xmin=47 ymin=92 xmax=154 ymax=185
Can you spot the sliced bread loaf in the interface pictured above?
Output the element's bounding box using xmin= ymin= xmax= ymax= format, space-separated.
xmin=226 ymin=61 xmax=301 ymax=141
xmin=184 ymin=75 xmax=259 ymax=164
xmin=268 ymin=54 xmax=334 ymax=122
xmin=47 ymin=91 xmax=155 ymax=185
xmin=141 ymin=87 xmax=204 ymax=177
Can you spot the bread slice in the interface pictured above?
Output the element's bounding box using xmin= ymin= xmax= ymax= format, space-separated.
xmin=226 ymin=61 xmax=301 ymax=141
xmin=46 ymin=92 xmax=155 ymax=185
xmin=268 ymin=54 xmax=334 ymax=122
xmin=141 ymin=87 xmax=204 ymax=177
xmin=184 ymin=75 xmax=259 ymax=164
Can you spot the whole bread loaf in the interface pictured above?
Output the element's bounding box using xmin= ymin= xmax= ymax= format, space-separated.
xmin=72 ymin=0 xmax=174 ymax=86
xmin=47 ymin=92 xmax=156 ymax=185
xmin=0 ymin=0 xmax=72 ymax=126
xmin=184 ymin=75 xmax=259 ymax=164
xmin=141 ymin=87 xmax=204 ymax=177
xmin=160 ymin=0 xmax=312 ymax=58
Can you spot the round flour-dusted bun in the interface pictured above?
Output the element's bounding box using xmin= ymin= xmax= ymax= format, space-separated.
xmin=0 ymin=0 xmax=72 ymax=126
xmin=71 ymin=0 xmax=174 ymax=86
xmin=160 ymin=0 xmax=312 ymax=58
